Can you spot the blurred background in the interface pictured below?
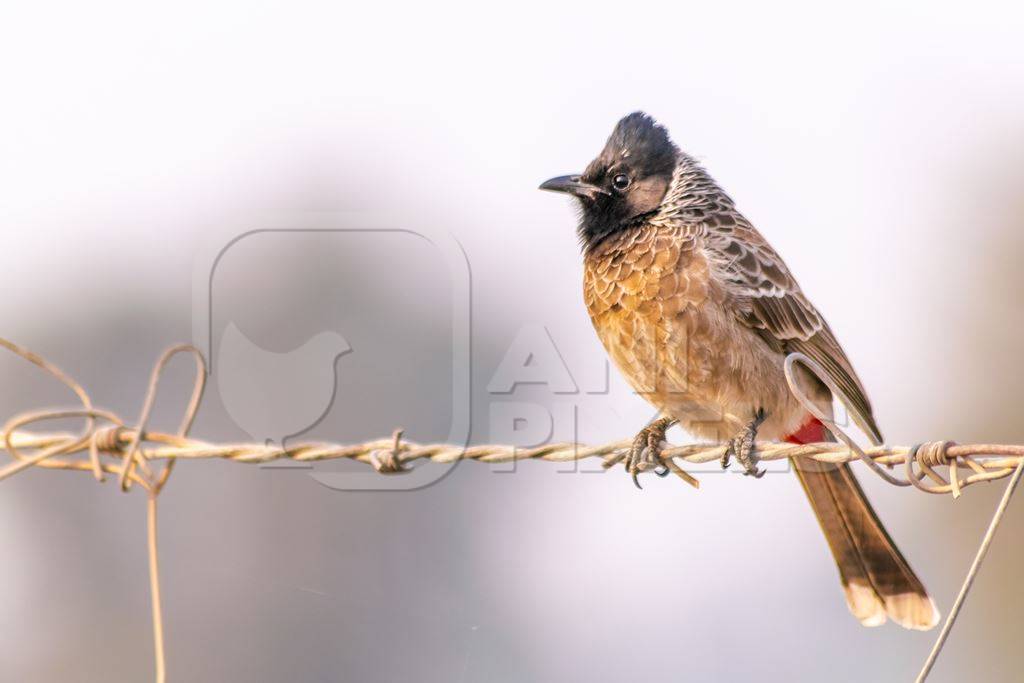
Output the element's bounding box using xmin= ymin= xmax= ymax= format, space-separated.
xmin=2 ymin=1 xmax=1023 ymax=681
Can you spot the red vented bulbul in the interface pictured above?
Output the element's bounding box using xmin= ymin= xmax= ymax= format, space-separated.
xmin=540 ymin=112 xmax=938 ymax=630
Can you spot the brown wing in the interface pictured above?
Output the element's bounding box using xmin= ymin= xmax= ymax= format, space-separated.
xmin=704 ymin=214 xmax=883 ymax=443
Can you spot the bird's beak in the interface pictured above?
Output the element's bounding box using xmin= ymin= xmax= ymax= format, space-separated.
xmin=538 ymin=175 xmax=609 ymax=200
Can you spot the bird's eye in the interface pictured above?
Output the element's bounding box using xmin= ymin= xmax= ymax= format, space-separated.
xmin=612 ymin=174 xmax=630 ymax=191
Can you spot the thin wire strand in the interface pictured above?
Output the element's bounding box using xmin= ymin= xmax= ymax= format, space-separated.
xmin=915 ymin=455 xmax=1024 ymax=682
xmin=147 ymin=492 xmax=166 ymax=683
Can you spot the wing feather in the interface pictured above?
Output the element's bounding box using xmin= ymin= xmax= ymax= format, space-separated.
xmin=704 ymin=214 xmax=883 ymax=443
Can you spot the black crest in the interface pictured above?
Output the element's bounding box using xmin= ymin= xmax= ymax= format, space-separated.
xmin=585 ymin=112 xmax=677 ymax=183
xmin=577 ymin=112 xmax=679 ymax=249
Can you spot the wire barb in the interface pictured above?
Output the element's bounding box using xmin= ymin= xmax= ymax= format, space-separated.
xmin=369 ymin=428 xmax=408 ymax=474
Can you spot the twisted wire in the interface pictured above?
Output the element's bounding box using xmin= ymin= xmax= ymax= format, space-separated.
xmin=5 ymin=427 xmax=1024 ymax=495
xmin=2 ymin=337 xmax=1022 ymax=683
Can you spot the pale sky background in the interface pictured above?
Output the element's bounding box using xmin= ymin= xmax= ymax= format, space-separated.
xmin=2 ymin=1 xmax=1024 ymax=681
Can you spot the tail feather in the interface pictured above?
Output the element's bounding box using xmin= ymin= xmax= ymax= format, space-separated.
xmin=787 ymin=418 xmax=939 ymax=630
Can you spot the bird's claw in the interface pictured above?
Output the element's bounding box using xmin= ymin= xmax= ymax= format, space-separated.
xmin=722 ymin=411 xmax=766 ymax=478
xmin=624 ymin=417 xmax=676 ymax=489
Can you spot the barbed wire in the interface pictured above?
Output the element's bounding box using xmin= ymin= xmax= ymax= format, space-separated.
xmin=1 ymin=336 xmax=1021 ymax=682
xmin=6 ymin=426 xmax=1024 ymax=495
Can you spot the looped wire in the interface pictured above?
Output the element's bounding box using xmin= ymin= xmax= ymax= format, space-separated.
xmin=117 ymin=344 xmax=207 ymax=493
xmin=905 ymin=441 xmax=965 ymax=498
xmin=93 ymin=425 xmax=125 ymax=453
xmin=369 ymin=428 xmax=408 ymax=474
xmin=783 ymin=352 xmax=911 ymax=487
xmin=89 ymin=425 xmax=125 ymax=483
xmin=1 ymin=407 xmax=125 ymax=483
xmin=916 ymin=440 xmax=953 ymax=468
xmin=0 ymin=338 xmax=205 ymax=495
xmin=0 ymin=336 xmax=102 ymax=483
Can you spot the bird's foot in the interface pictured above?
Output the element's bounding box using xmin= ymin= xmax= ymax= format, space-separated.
xmin=625 ymin=417 xmax=677 ymax=489
xmin=720 ymin=410 xmax=766 ymax=478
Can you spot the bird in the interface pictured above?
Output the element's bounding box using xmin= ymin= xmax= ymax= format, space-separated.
xmin=539 ymin=112 xmax=939 ymax=630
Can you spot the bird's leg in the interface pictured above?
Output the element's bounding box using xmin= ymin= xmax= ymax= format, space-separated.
xmin=721 ymin=409 xmax=767 ymax=478
xmin=625 ymin=416 xmax=677 ymax=489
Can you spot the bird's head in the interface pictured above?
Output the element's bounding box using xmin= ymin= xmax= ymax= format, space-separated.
xmin=540 ymin=112 xmax=679 ymax=250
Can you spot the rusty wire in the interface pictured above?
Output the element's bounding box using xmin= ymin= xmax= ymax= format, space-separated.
xmin=1 ymin=337 xmax=1022 ymax=682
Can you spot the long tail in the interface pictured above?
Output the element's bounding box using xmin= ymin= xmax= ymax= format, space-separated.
xmin=786 ymin=418 xmax=939 ymax=630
